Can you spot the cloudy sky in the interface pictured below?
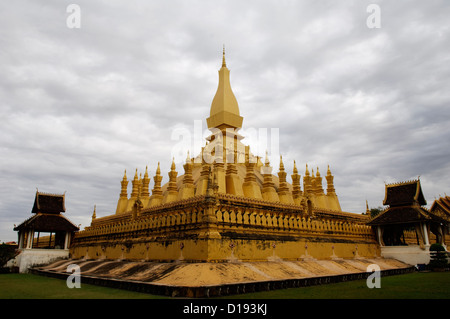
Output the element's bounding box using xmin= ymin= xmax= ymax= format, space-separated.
xmin=1 ymin=0 xmax=449 ymax=242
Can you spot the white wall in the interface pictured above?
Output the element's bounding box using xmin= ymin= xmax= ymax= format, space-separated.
xmin=12 ymin=249 xmax=69 ymax=273
xmin=381 ymin=245 xmax=430 ymax=265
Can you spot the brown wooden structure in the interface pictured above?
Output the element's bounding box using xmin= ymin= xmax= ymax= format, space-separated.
xmin=367 ymin=180 xmax=448 ymax=248
xmin=14 ymin=191 xmax=79 ymax=250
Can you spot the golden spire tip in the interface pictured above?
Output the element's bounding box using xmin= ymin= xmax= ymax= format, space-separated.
xmin=222 ymin=44 xmax=226 ymax=67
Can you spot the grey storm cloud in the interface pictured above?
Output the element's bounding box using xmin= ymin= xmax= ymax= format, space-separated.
xmin=0 ymin=0 xmax=449 ymax=242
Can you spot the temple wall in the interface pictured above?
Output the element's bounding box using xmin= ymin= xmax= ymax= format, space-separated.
xmin=71 ymin=238 xmax=379 ymax=262
xmin=71 ymin=194 xmax=378 ymax=262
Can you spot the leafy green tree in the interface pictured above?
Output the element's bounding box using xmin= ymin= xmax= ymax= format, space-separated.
xmin=369 ymin=207 xmax=384 ymax=219
xmin=428 ymin=243 xmax=448 ymax=270
xmin=0 ymin=244 xmax=18 ymax=268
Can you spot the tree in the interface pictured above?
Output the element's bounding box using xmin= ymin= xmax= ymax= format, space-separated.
xmin=0 ymin=244 xmax=18 ymax=269
xmin=369 ymin=207 xmax=384 ymax=219
xmin=428 ymin=243 xmax=448 ymax=270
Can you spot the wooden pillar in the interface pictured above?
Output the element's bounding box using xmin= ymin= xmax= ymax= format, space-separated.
xmin=376 ymin=226 xmax=384 ymax=246
xmin=18 ymin=231 xmax=24 ymax=249
xmin=441 ymin=224 xmax=447 ymax=247
xmin=64 ymin=232 xmax=71 ymax=250
xmin=26 ymin=230 xmax=34 ymax=249
xmin=422 ymin=222 xmax=430 ymax=248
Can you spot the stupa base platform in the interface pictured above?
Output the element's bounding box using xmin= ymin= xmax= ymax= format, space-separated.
xmin=31 ymin=257 xmax=414 ymax=297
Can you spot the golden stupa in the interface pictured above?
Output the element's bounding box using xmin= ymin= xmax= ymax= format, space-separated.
xmin=71 ymin=49 xmax=376 ymax=262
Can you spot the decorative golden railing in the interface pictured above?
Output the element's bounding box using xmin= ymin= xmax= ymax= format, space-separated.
xmin=74 ymin=194 xmax=375 ymax=243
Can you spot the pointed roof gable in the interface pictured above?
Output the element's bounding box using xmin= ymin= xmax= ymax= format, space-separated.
xmin=429 ymin=195 xmax=450 ymax=223
xmin=32 ymin=191 xmax=66 ymax=214
xmin=367 ymin=179 xmax=443 ymax=226
xmin=15 ymin=191 xmax=78 ymax=232
xmin=383 ymin=179 xmax=426 ymax=207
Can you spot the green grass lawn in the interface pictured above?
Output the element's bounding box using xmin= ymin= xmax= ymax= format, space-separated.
xmin=0 ymin=271 xmax=449 ymax=299
xmin=223 ymin=271 xmax=450 ymax=299
xmin=0 ymin=273 xmax=165 ymax=299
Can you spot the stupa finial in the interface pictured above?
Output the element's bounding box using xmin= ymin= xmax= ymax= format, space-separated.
xmin=222 ymin=44 xmax=226 ymax=67
xmin=156 ymin=162 xmax=161 ymax=175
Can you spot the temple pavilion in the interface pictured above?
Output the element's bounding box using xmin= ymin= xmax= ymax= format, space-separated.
xmin=13 ymin=191 xmax=79 ymax=272
xmin=368 ymin=180 xmax=449 ymax=264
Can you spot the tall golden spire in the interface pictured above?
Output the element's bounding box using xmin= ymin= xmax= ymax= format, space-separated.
xmin=291 ymin=160 xmax=302 ymax=203
xmin=326 ymin=165 xmax=336 ymax=195
xmin=179 ymin=151 xmax=195 ymax=200
xmin=277 ymin=155 xmax=289 ymax=193
xmin=119 ymin=170 xmax=128 ymax=198
xmin=167 ymin=158 xmax=178 ymax=192
xmin=207 ymin=47 xmax=243 ymax=130
xmin=148 ymin=162 xmax=163 ymax=207
xmin=141 ymin=166 xmax=150 ymax=198
xmin=303 ymin=164 xmax=312 ymax=194
xmin=261 ymin=151 xmax=279 ymax=202
xmin=91 ymin=205 xmax=96 ymax=220
xmin=152 ymin=162 xmax=163 ymax=196
xmin=116 ymin=170 xmax=129 ymax=214
xmin=315 ymin=166 xmax=324 ymax=195
xmin=130 ymin=168 xmax=139 ymax=198
xmin=277 ymin=155 xmax=294 ymax=204
xmin=222 ymin=45 xmax=226 ymax=67
xmin=163 ymin=158 xmax=179 ymax=204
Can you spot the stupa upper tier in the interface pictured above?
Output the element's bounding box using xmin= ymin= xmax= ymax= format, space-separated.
xmin=112 ymin=49 xmax=342 ymax=216
xmin=206 ymin=47 xmax=243 ymax=130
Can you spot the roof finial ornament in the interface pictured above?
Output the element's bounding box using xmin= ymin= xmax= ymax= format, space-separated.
xmin=186 ymin=150 xmax=191 ymax=163
xmin=222 ymin=44 xmax=226 ymax=68
xmin=156 ymin=162 xmax=161 ymax=175
xmin=264 ymin=150 xmax=270 ymax=166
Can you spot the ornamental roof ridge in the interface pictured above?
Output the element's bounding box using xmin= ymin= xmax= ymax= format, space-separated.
xmin=385 ymin=178 xmax=420 ymax=187
xmin=36 ymin=189 xmax=66 ymax=197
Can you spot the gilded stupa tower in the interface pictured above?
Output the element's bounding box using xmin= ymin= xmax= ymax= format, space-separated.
xmin=207 ymin=46 xmax=243 ymax=131
xmin=72 ymin=49 xmax=374 ymax=263
xmin=205 ymin=46 xmax=245 ymax=165
xmin=110 ymin=48 xmax=344 ymax=214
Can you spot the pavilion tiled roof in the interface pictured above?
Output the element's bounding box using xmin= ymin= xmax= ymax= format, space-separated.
xmin=14 ymin=213 xmax=79 ymax=232
xmin=367 ymin=179 xmax=438 ymax=226
xmin=367 ymin=206 xmax=431 ymax=226
xmin=383 ymin=179 xmax=426 ymax=207
xmin=32 ymin=191 xmax=66 ymax=214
